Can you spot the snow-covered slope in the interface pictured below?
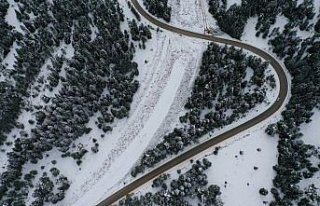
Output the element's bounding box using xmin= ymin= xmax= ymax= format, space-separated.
xmin=56 ymin=1 xmax=208 ymax=205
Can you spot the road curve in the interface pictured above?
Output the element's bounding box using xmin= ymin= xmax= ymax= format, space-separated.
xmin=97 ymin=1 xmax=289 ymax=205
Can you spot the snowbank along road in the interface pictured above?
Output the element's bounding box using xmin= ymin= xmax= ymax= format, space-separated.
xmin=97 ymin=0 xmax=289 ymax=205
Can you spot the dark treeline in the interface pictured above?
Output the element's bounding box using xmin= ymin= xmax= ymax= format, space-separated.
xmin=143 ymin=0 xmax=171 ymax=22
xmin=208 ymin=0 xmax=314 ymax=39
xmin=120 ymin=158 xmax=223 ymax=206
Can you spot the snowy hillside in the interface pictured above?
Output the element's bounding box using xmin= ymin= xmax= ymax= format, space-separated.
xmin=116 ymin=0 xmax=320 ymax=206
xmin=1 ymin=0 xmax=319 ymax=205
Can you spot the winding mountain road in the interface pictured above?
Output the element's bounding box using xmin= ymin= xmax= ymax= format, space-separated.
xmin=97 ymin=1 xmax=289 ymax=205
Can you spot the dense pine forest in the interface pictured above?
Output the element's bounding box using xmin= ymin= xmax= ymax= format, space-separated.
xmin=0 ymin=0 xmax=149 ymax=204
xmin=142 ymin=0 xmax=171 ymax=22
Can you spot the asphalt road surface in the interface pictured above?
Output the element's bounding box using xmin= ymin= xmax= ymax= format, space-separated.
xmin=97 ymin=1 xmax=289 ymax=205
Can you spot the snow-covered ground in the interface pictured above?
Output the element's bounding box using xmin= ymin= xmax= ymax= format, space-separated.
xmin=120 ymin=62 xmax=284 ymax=206
xmin=5 ymin=0 xmax=25 ymax=34
xmin=241 ymin=15 xmax=288 ymax=51
xmin=54 ymin=1 xmax=208 ymax=205
xmin=1 ymin=0 xmax=23 ymax=83
xmin=167 ymin=0 xmax=206 ymax=33
xmin=140 ymin=0 xmax=320 ymax=205
xmin=226 ymin=0 xmax=240 ymax=9
xmin=62 ymin=35 xmax=206 ymax=206
xmin=301 ymin=110 xmax=320 ymax=149
xmin=156 ymin=0 xmax=220 ymax=34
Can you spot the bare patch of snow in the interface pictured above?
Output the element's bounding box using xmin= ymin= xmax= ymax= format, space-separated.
xmin=5 ymin=0 xmax=25 ymax=34
xmin=1 ymin=42 xmax=18 ymax=71
xmin=226 ymin=0 xmax=240 ymax=10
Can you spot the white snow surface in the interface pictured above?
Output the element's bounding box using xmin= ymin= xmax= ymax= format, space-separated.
xmin=301 ymin=110 xmax=320 ymax=148
xmin=62 ymin=34 xmax=206 ymax=206
xmin=241 ymin=15 xmax=288 ymax=51
xmin=144 ymin=0 xmax=221 ymax=34
xmin=5 ymin=0 xmax=25 ymax=34
xmin=226 ymin=0 xmax=240 ymax=10
xmin=1 ymin=0 xmax=23 ymax=82
xmin=168 ymin=0 xmax=205 ymax=33
xmin=19 ymin=0 xmax=318 ymax=205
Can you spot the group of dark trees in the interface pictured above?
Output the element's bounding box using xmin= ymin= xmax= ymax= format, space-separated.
xmin=128 ymin=19 xmax=152 ymax=49
xmin=0 ymin=0 xmax=146 ymax=205
xmin=208 ymin=0 xmax=320 ymax=205
xmin=127 ymin=1 xmax=141 ymax=21
xmin=0 ymin=0 xmax=22 ymax=145
xmin=208 ymin=0 xmax=315 ymax=39
xmin=120 ymin=158 xmax=223 ymax=206
xmin=143 ymin=0 xmax=171 ymax=22
xmin=131 ymin=43 xmax=272 ymax=177
xmin=266 ymin=31 xmax=320 ymax=205
xmin=0 ymin=1 xmax=15 ymax=63
xmin=31 ymin=173 xmax=70 ymax=205
xmin=262 ymin=2 xmax=320 ymax=206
